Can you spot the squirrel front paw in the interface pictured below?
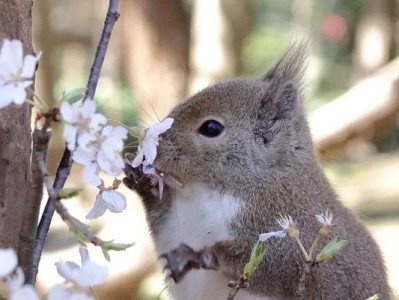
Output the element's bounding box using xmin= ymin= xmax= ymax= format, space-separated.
xmin=123 ymin=153 xmax=157 ymax=198
xmin=160 ymin=244 xmax=219 ymax=283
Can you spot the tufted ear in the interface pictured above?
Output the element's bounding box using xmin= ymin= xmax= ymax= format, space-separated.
xmin=262 ymin=41 xmax=308 ymax=86
xmin=260 ymin=42 xmax=308 ymax=120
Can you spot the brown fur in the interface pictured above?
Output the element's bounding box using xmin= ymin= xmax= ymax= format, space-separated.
xmin=124 ymin=43 xmax=390 ymax=299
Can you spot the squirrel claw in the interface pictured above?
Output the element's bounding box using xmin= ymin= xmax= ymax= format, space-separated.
xmin=159 ymin=244 xmax=201 ymax=283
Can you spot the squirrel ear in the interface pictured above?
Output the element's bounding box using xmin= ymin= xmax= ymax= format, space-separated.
xmin=259 ymin=42 xmax=308 ymax=120
xmin=262 ymin=41 xmax=308 ymax=86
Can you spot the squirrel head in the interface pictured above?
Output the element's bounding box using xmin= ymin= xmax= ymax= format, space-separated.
xmin=155 ymin=43 xmax=315 ymax=191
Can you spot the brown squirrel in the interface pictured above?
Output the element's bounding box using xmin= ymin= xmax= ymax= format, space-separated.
xmin=124 ymin=44 xmax=390 ymax=300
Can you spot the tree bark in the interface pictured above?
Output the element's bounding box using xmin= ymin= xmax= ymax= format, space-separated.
xmin=0 ymin=0 xmax=35 ymax=274
xmin=120 ymin=0 xmax=190 ymax=123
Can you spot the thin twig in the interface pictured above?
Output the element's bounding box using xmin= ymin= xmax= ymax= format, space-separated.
xmin=84 ymin=0 xmax=120 ymax=101
xmin=296 ymin=260 xmax=315 ymax=299
xmin=29 ymin=0 xmax=120 ymax=285
xmin=227 ymin=277 xmax=249 ymax=300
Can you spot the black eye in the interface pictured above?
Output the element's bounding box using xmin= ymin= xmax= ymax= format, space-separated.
xmin=198 ymin=120 xmax=224 ymax=137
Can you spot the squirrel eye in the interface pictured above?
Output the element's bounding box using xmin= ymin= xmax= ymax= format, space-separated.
xmin=198 ymin=120 xmax=224 ymax=138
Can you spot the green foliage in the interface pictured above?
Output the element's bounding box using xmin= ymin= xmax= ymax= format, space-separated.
xmin=316 ymin=237 xmax=348 ymax=264
xmin=243 ymin=241 xmax=266 ymax=279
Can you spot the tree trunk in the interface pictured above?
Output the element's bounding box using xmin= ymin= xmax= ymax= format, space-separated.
xmin=188 ymin=0 xmax=251 ymax=95
xmin=0 ymin=0 xmax=36 ymax=275
xmin=351 ymin=0 xmax=397 ymax=81
xmin=120 ymin=0 xmax=190 ymax=124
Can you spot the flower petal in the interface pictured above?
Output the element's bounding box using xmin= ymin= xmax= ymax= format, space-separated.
xmin=10 ymin=284 xmax=39 ymax=300
xmin=259 ymin=231 xmax=286 ymax=241
xmin=86 ymin=193 xmax=107 ymax=219
xmin=101 ymin=190 xmax=126 ymax=213
xmin=55 ymin=261 xmax=80 ymax=283
xmin=21 ymin=54 xmax=39 ymax=78
xmin=147 ymin=117 xmax=174 ymax=137
xmin=0 ymin=248 xmax=18 ymax=278
xmin=131 ymin=147 xmax=144 ymax=168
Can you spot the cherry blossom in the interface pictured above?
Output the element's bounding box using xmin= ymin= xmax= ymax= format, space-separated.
xmin=47 ymin=285 xmax=93 ymax=300
xmin=0 ymin=248 xmax=17 ymax=278
xmin=60 ymin=100 xmax=107 ymax=151
xmin=315 ymin=211 xmax=333 ymax=226
xmin=259 ymin=215 xmax=296 ymax=242
xmin=0 ymin=39 xmax=40 ymax=109
xmin=132 ymin=117 xmax=174 ymax=167
xmin=72 ymin=125 xmax=127 ymax=186
xmin=6 ymin=267 xmax=39 ymax=300
xmin=86 ymin=190 xmax=126 ymax=219
xmin=55 ymin=247 xmax=107 ymax=288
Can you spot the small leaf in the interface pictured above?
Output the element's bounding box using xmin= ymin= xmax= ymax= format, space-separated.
xmin=316 ymin=238 xmax=348 ymax=264
xmin=101 ymin=245 xmax=111 ymax=262
xmin=366 ymin=294 xmax=379 ymax=300
xmin=100 ymin=241 xmax=134 ymax=261
xmin=243 ymin=241 xmax=266 ymax=279
xmin=61 ymin=88 xmax=85 ymax=103
xmin=102 ymin=241 xmax=134 ymax=251
xmin=58 ymin=187 xmax=81 ymax=199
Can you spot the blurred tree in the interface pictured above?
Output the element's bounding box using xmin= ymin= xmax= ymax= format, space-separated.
xmin=120 ymin=0 xmax=190 ymax=123
xmin=0 ymin=0 xmax=38 ymax=279
xmin=351 ymin=0 xmax=397 ymax=81
xmin=188 ymin=0 xmax=251 ymax=94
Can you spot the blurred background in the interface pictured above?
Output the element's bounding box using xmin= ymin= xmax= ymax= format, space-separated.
xmin=32 ymin=0 xmax=399 ymax=299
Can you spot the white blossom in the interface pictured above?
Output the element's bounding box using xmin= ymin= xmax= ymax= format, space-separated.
xmin=259 ymin=215 xmax=296 ymax=242
xmin=55 ymin=247 xmax=107 ymax=288
xmin=277 ymin=215 xmax=295 ymax=230
xmin=0 ymin=248 xmax=17 ymax=278
xmin=47 ymin=285 xmax=93 ymax=300
xmin=0 ymin=39 xmax=40 ymax=109
xmin=9 ymin=285 xmax=39 ymax=300
xmin=132 ymin=118 xmax=174 ymax=167
xmin=72 ymin=125 xmax=128 ymax=186
xmin=6 ymin=267 xmax=39 ymax=300
xmin=86 ymin=190 xmax=127 ymax=219
xmin=315 ymin=211 xmax=333 ymax=226
xmin=60 ymin=100 xmax=107 ymax=151
xmin=96 ymin=125 xmax=127 ymax=176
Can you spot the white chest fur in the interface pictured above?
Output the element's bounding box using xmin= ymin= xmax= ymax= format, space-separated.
xmin=154 ymin=184 xmax=268 ymax=300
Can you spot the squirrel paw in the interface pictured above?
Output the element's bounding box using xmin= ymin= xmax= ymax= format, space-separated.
xmin=160 ymin=244 xmax=218 ymax=283
xmin=123 ymin=153 xmax=157 ymax=197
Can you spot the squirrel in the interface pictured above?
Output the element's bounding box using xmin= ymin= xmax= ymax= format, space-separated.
xmin=123 ymin=44 xmax=390 ymax=300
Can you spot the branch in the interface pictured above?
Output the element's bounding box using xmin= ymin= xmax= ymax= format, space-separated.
xmin=296 ymin=260 xmax=315 ymax=299
xmin=310 ymin=58 xmax=399 ymax=158
xmin=29 ymin=0 xmax=120 ymax=285
xmin=84 ymin=1 xmax=120 ymax=101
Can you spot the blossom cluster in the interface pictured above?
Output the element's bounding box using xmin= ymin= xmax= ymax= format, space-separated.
xmin=0 ymin=247 xmax=107 ymax=300
xmin=60 ymin=100 xmax=128 ymax=219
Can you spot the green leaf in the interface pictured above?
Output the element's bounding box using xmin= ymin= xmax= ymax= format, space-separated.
xmin=101 ymin=245 xmax=111 ymax=262
xmin=366 ymin=294 xmax=379 ymax=300
xmin=100 ymin=241 xmax=134 ymax=261
xmin=243 ymin=241 xmax=266 ymax=278
xmin=61 ymin=88 xmax=85 ymax=103
xmin=316 ymin=238 xmax=348 ymax=264
xmin=58 ymin=188 xmax=81 ymax=199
